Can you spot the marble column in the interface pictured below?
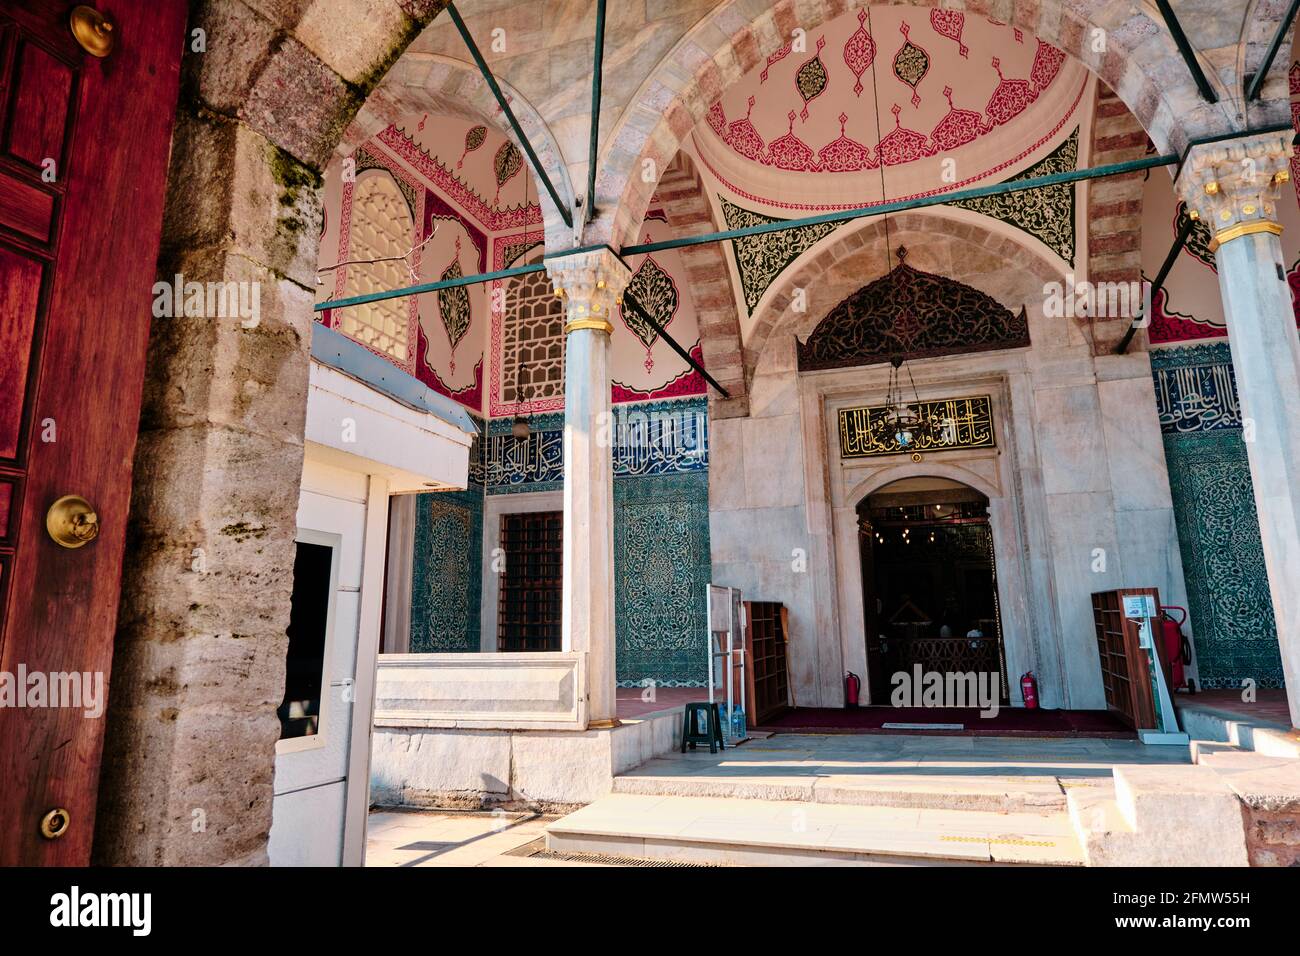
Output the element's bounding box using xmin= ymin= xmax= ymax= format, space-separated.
xmin=1178 ymin=131 xmax=1300 ymax=727
xmin=545 ymin=249 xmax=632 ymax=729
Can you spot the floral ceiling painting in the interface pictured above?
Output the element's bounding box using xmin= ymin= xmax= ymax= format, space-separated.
xmin=696 ymin=6 xmax=1085 ymax=206
xmin=316 ymin=114 xmax=549 ymax=414
xmin=687 ymin=6 xmax=1086 ymax=328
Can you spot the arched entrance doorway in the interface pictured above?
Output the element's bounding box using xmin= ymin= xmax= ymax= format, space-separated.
xmin=858 ymin=477 xmax=1008 ymax=708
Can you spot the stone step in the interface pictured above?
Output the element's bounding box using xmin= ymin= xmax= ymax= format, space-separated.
xmin=612 ymin=769 xmax=1070 ymax=813
xmin=546 ymin=793 xmax=1085 ymax=866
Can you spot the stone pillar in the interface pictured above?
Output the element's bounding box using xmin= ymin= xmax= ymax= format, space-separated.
xmin=545 ymin=249 xmax=631 ymax=729
xmin=1177 ymin=132 xmax=1300 ymax=728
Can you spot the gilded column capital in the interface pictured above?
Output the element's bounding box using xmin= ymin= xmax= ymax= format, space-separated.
xmin=544 ymin=247 xmax=632 ymax=335
xmin=1175 ymin=131 xmax=1292 ymax=247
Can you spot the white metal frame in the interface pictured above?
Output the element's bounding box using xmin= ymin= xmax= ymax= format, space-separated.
xmin=706 ymin=584 xmax=747 ymax=741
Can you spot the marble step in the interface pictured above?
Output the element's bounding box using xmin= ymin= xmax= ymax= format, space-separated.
xmin=546 ymin=793 xmax=1085 ymax=867
xmin=612 ymin=769 xmax=1070 ymax=813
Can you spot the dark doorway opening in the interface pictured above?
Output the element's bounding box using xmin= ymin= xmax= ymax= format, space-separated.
xmin=279 ymin=539 xmax=335 ymax=740
xmin=498 ymin=510 xmax=563 ymax=651
xmin=859 ymin=478 xmax=1008 ymax=706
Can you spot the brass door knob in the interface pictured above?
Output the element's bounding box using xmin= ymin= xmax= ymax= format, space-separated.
xmin=40 ymin=808 xmax=71 ymax=840
xmin=45 ymin=495 xmax=99 ymax=548
xmin=69 ymin=6 xmax=115 ymax=58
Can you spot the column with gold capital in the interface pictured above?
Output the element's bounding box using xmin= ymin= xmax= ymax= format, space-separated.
xmin=1177 ymin=131 xmax=1300 ymax=727
xmin=545 ymin=248 xmax=631 ymax=729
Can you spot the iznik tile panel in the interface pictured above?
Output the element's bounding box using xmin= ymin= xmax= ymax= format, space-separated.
xmin=1150 ymin=343 xmax=1242 ymax=433
xmin=483 ymin=398 xmax=710 ymax=494
xmin=614 ymin=471 xmax=712 ymax=688
xmin=409 ymin=488 xmax=483 ymax=653
xmin=1152 ymin=344 xmax=1282 ymax=689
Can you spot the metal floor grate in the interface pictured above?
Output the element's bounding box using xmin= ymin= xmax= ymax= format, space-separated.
xmin=505 ymin=838 xmax=722 ymax=867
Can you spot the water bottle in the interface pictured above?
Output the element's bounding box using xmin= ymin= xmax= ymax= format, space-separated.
xmin=731 ymin=705 xmax=746 ymax=741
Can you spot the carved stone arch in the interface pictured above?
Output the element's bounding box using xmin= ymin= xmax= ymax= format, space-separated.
xmin=651 ymin=152 xmax=748 ymax=418
xmin=596 ymin=0 xmax=1294 ymax=251
xmin=847 ymin=464 xmax=1002 ymax=511
xmin=749 ymin=211 xmax=1063 ymax=383
xmin=343 ymin=53 xmax=575 ymax=239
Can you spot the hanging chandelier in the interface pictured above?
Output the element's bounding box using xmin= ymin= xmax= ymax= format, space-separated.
xmin=880 ymin=354 xmax=937 ymax=448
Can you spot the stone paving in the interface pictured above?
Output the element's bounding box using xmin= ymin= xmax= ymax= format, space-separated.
xmin=366 ymin=809 xmax=603 ymax=867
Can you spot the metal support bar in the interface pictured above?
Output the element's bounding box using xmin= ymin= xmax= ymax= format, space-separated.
xmin=446 ymin=2 xmax=573 ymax=228
xmin=1154 ymin=0 xmax=1218 ymax=103
xmin=1246 ymin=0 xmax=1300 ymax=101
xmin=585 ymin=0 xmax=607 ymax=223
xmin=623 ymin=152 xmax=1179 ymax=259
xmin=622 ymin=290 xmax=732 ymax=399
xmin=317 ymin=154 xmax=1183 ymax=313
xmin=315 ymin=261 xmax=545 ymax=313
xmin=1114 ymin=215 xmax=1195 ymax=354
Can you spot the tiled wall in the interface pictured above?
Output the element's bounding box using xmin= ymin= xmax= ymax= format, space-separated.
xmin=407 ymin=398 xmax=712 ymax=686
xmin=1151 ymin=344 xmax=1283 ymax=689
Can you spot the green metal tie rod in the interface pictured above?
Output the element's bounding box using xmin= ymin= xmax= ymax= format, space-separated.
xmin=316 ymin=150 xmax=1179 ymax=312
xmin=446 ymin=2 xmax=573 ymax=229
xmin=586 ymin=0 xmax=607 ymax=223
xmin=622 ymin=289 xmax=731 ymax=399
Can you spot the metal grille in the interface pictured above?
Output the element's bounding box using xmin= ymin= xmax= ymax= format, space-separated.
xmin=501 ymin=264 xmax=565 ymax=405
xmin=497 ymin=511 xmax=562 ymax=651
xmin=340 ymin=171 xmax=414 ymax=363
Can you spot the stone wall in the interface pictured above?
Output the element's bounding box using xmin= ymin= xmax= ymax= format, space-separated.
xmin=711 ymin=212 xmax=1190 ymax=709
xmin=96 ymin=0 xmax=453 ymax=867
xmin=405 ymin=398 xmax=713 ymax=687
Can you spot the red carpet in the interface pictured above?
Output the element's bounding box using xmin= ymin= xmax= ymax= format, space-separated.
xmin=757 ymin=706 xmax=1135 ymax=738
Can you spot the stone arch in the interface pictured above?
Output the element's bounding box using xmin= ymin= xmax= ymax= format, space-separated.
xmin=99 ymin=0 xmax=523 ymax=866
xmin=341 ymin=53 xmax=575 ymax=236
xmin=652 ymin=151 xmax=748 ymax=418
xmin=745 ymin=210 xmax=1063 ymax=384
xmin=595 ymin=0 xmax=1294 ymax=250
xmin=847 ymin=465 xmax=1001 ymax=511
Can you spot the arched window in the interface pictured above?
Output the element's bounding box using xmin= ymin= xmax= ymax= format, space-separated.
xmin=501 ymin=256 xmax=565 ymax=405
xmin=340 ymin=170 xmax=413 ymax=363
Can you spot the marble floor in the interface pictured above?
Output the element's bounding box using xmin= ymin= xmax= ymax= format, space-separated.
xmin=365 ymin=733 xmax=1194 ymax=867
xmin=365 ymin=809 xmax=604 ymax=867
xmin=614 ymin=731 xmax=1191 ymax=809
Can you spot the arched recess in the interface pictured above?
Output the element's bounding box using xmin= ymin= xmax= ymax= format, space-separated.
xmin=746 ymin=210 xmax=1065 ymax=385
xmin=847 ymin=462 xmax=1001 ymax=511
xmin=653 ymin=152 xmax=749 ymax=418
xmin=595 ymin=0 xmax=1294 ymax=251
xmin=342 ymin=52 xmax=575 ymax=236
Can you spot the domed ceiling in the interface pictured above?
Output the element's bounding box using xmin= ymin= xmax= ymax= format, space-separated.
xmin=693 ymin=6 xmax=1088 ymax=210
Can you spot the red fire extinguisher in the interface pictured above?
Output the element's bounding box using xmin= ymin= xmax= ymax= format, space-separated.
xmin=1159 ymin=606 xmax=1191 ymax=691
xmin=845 ymin=671 xmax=861 ymax=708
xmin=1020 ymin=671 xmax=1039 ymax=709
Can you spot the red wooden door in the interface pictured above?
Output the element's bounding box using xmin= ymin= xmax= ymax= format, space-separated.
xmin=0 ymin=1 xmax=186 ymax=865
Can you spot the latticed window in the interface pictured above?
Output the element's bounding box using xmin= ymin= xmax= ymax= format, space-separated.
xmin=497 ymin=511 xmax=562 ymax=652
xmin=501 ymin=262 xmax=565 ymax=404
xmin=340 ymin=171 xmax=413 ymax=363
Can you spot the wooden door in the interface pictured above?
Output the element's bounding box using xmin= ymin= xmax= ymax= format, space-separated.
xmin=0 ymin=1 xmax=186 ymax=865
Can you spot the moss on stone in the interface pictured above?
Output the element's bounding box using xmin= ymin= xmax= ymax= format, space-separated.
xmin=220 ymin=521 xmax=268 ymax=541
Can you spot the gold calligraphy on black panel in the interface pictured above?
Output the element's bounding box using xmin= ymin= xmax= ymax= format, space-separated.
xmin=838 ymin=395 xmax=996 ymax=459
